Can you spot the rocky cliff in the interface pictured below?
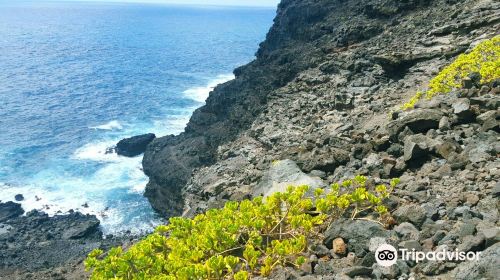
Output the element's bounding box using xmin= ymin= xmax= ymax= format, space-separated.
xmin=142 ymin=0 xmax=499 ymax=278
xmin=143 ymin=0 xmax=498 ymax=216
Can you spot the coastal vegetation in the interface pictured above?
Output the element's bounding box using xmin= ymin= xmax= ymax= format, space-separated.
xmin=85 ymin=176 xmax=399 ymax=279
xmin=402 ymin=35 xmax=500 ymax=110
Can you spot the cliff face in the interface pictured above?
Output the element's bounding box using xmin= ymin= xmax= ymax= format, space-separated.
xmin=141 ymin=0 xmax=500 ymax=278
xmin=143 ymin=0 xmax=498 ymax=217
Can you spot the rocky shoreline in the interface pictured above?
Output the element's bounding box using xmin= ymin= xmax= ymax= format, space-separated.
xmin=0 ymin=202 xmax=131 ymax=279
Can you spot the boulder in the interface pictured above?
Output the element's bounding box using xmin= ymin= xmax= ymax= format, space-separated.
xmin=403 ymin=134 xmax=440 ymax=162
xmin=298 ymin=147 xmax=350 ymax=172
xmin=394 ymin=222 xmax=420 ymax=241
xmin=344 ymin=266 xmax=373 ymax=277
xmin=393 ymin=204 xmax=427 ymax=228
xmin=476 ymin=110 xmax=499 ymax=132
xmin=387 ymin=109 xmax=443 ymax=139
xmin=0 ymin=202 xmax=24 ymax=223
xmin=62 ymin=214 xmax=100 ymax=239
xmin=470 ymin=95 xmax=500 ymax=110
xmin=480 ymin=227 xmax=500 ymax=248
xmin=452 ymin=98 xmax=475 ymax=122
xmin=492 ymin=182 xmax=500 ymax=198
xmin=253 ymin=159 xmax=325 ymax=198
xmin=14 ymin=194 xmax=24 ymax=201
xmin=116 ymin=133 xmax=156 ymax=157
xmin=323 ymin=218 xmax=389 ymax=256
xmin=451 ymin=243 xmax=500 ymax=280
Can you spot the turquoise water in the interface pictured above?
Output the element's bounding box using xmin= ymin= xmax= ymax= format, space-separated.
xmin=0 ymin=1 xmax=274 ymax=234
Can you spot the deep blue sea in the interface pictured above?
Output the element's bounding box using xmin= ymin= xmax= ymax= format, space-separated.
xmin=0 ymin=1 xmax=274 ymax=234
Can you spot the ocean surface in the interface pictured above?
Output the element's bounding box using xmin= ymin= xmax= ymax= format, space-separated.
xmin=0 ymin=1 xmax=274 ymax=234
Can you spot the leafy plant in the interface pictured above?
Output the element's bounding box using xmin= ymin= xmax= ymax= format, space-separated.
xmin=85 ymin=176 xmax=399 ymax=280
xmin=402 ymin=35 xmax=499 ymax=110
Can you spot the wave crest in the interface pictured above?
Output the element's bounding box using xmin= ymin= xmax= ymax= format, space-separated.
xmin=90 ymin=120 xmax=123 ymax=130
xmin=183 ymin=74 xmax=234 ymax=103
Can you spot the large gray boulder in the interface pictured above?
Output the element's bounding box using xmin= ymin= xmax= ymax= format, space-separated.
xmin=387 ymin=109 xmax=443 ymax=139
xmin=403 ymin=134 xmax=440 ymax=162
xmin=393 ymin=204 xmax=427 ymax=228
xmin=253 ymin=159 xmax=325 ymax=198
xmin=323 ymin=218 xmax=390 ymax=256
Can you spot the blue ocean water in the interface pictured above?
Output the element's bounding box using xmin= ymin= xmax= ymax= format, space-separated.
xmin=0 ymin=1 xmax=274 ymax=234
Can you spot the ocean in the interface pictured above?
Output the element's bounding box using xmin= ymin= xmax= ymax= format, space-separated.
xmin=0 ymin=1 xmax=274 ymax=234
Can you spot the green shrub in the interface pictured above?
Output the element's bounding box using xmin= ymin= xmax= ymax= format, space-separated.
xmin=402 ymin=35 xmax=500 ymax=110
xmin=85 ymin=176 xmax=399 ymax=280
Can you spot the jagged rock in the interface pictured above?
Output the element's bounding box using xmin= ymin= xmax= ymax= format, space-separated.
xmin=403 ymin=134 xmax=440 ymax=162
xmin=492 ymin=182 xmax=500 ymax=197
xmin=373 ymin=259 xmax=410 ymax=279
xmin=393 ymin=204 xmax=427 ymax=228
xmin=116 ymin=133 xmax=156 ymax=157
xmin=452 ymin=98 xmax=476 ymax=122
xmin=323 ymin=219 xmax=389 ymax=257
xmin=253 ymin=159 xmax=325 ymax=197
xmin=0 ymin=202 xmax=24 ymax=223
xmin=457 ymin=222 xmax=476 ymax=238
xmin=470 ymin=95 xmax=500 ymax=110
xmin=438 ymin=116 xmax=451 ymax=130
xmin=476 ymin=110 xmax=499 ymax=132
xmin=0 ymin=209 xmax=118 ymax=273
xmin=435 ymin=140 xmax=461 ymax=160
xmin=311 ymin=244 xmax=330 ymax=257
xmin=387 ymin=109 xmax=443 ymax=140
xmin=457 ymin=235 xmax=485 ymax=252
xmin=462 ymin=133 xmax=497 ymax=163
xmin=480 ymin=227 xmax=500 ymax=248
xmin=62 ymin=215 xmax=100 ymax=239
xmin=343 ymin=266 xmax=372 ymax=277
xmin=299 ymin=147 xmax=350 ymax=173
xmin=394 ymin=222 xmax=420 ymax=240
xmin=399 ymin=240 xmax=422 ymax=251
xmin=451 ymin=243 xmax=500 ymax=280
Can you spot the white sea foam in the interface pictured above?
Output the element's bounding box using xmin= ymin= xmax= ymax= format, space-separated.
xmin=0 ymin=74 xmax=236 ymax=235
xmin=0 ymin=154 xmax=156 ymax=235
xmin=90 ymin=120 xmax=123 ymax=130
xmin=73 ymin=140 xmax=120 ymax=162
xmin=183 ymin=74 xmax=234 ymax=103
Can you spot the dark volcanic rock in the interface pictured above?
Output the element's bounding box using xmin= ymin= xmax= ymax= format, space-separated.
xmin=0 ymin=202 xmax=24 ymax=222
xmin=393 ymin=204 xmax=427 ymax=228
xmin=0 ymin=208 xmax=121 ymax=276
xmin=323 ymin=218 xmax=389 ymax=256
xmin=387 ymin=109 xmax=443 ymax=140
xmin=403 ymin=134 xmax=440 ymax=163
xmin=62 ymin=216 xmax=100 ymax=239
xmin=116 ymin=133 xmax=156 ymax=157
xmin=451 ymin=243 xmax=500 ymax=280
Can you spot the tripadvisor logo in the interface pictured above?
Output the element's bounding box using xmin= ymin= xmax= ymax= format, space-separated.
xmin=375 ymin=243 xmax=481 ymax=267
xmin=375 ymin=244 xmax=398 ymax=267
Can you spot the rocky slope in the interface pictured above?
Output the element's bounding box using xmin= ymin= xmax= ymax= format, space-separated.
xmin=142 ymin=0 xmax=499 ymax=279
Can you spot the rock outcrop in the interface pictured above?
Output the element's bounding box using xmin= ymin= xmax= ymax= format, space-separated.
xmin=0 ymin=203 xmax=122 ymax=278
xmin=0 ymin=201 xmax=24 ymax=222
xmin=116 ymin=133 xmax=156 ymax=157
